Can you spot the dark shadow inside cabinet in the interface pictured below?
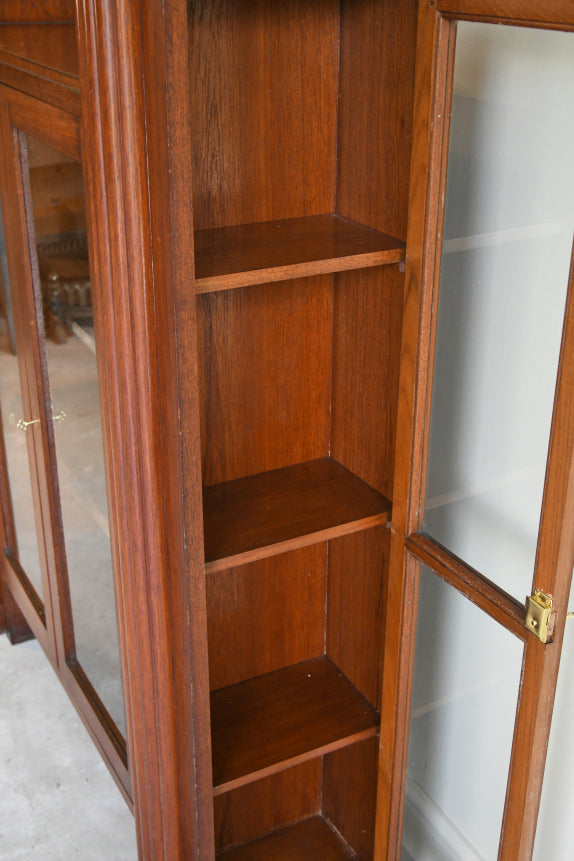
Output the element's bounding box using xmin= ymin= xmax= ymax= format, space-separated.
xmin=187 ymin=0 xmax=417 ymax=856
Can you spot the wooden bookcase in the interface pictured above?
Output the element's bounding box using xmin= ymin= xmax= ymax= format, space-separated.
xmin=0 ymin=1 xmax=417 ymax=858
xmin=3 ymin=0 xmax=574 ymax=859
xmin=187 ymin=3 xmax=417 ymax=856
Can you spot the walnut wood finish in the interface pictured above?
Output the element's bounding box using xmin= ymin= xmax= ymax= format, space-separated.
xmin=216 ymin=815 xmax=355 ymax=861
xmin=187 ymin=0 xmax=339 ymax=230
xmin=0 ymin=25 xmax=79 ymax=113
xmin=327 ymin=527 xmax=389 ymax=707
xmin=213 ymin=761 xmax=322 ymax=854
xmin=197 ymin=277 xmax=332 ymax=486
xmin=0 ymin=572 xmax=33 ymax=642
xmin=77 ymin=0 xmax=214 ymax=855
xmin=406 ymin=532 xmax=526 ymax=640
xmin=336 ymin=0 xmax=418 ymax=241
xmin=438 ymin=0 xmax=574 ymax=25
xmin=323 ymin=738 xmax=379 ymax=861
xmin=194 ymin=214 xmax=404 ymax=293
xmin=331 ymin=266 xmax=404 ymax=499
xmin=211 ymin=656 xmax=379 ymax=795
xmin=375 ymin=6 xmax=459 ymax=858
xmin=206 ymin=545 xmax=326 ymax=690
xmin=203 ymin=457 xmax=391 ymax=573
xmin=0 ymin=0 xmax=422 ymax=857
xmin=0 ymin=2 xmax=74 ymax=22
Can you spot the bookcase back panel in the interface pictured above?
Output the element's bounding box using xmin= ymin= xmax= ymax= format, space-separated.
xmin=331 ymin=266 xmax=403 ymax=500
xmin=327 ymin=526 xmax=388 ymax=707
xmin=187 ymin=0 xmax=339 ymax=230
xmin=213 ymin=760 xmax=322 ymax=853
xmin=323 ymin=737 xmax=379 ymax=861
xmin=336 ymin=0 xmax=418 ymax=239
xmin=206 ymin=544 xmax=326 ymax=691
xmin=197 ymin=277 xmax=332 ymax=486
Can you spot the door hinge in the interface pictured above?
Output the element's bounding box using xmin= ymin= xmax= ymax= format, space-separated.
xmin=525 ymin=589 xmax=556 ymax=644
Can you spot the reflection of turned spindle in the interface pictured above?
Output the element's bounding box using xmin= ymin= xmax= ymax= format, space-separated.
xmin=38 ymin=246 xmax=92 ymax=343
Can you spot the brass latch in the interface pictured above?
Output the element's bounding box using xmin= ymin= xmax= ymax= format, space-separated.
xmin=525 ymin=589 xmax=556 ymax=644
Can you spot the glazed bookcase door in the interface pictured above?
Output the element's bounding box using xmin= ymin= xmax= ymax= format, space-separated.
xmin=380 ymin=4 xmax=574 ymax=860
xmin=0 ymin=86 xmax=129 ymax=796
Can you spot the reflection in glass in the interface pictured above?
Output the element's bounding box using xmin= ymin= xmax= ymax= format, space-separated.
xmin=0 ymin=217 xmax=44 ymax=601
xmin=401 ymin=566 xmax=523 ymax=860
xmin=423 ymin=23 xmax=574 ymax=600
xmin=25 ymin=136 xmax=125 ymax=735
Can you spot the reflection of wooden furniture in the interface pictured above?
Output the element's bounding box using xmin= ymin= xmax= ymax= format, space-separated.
xmin=0 ymin=202 xmax=16 ymax=353
xmin=37 ymin=236 xmax=91 ymax=344
xmin=1 ymin=2 xmax=573 ymax=860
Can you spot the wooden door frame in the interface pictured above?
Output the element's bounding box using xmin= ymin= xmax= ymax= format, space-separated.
xmin=0 ymin=79 xmax=134 ymax=796
xmin=376 ymin=2 xmax=574 ymax=858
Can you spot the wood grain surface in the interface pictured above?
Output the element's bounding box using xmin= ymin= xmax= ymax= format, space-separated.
xmin=324 ymin=738 xmax=379 ymax=861
xmin=213 ymin=761 xmax=322 ymax=854
xmin=206 ymin=545 xmax=326 ymax=690
xmin=438 ymin=0 xmax=574 ymax=24
xmin=0 ymin=25 xmax=79 ymax=112
xmin=216 ymin=815 xmax=355 ymax=860
xmin=194 ymin=214 xmax=404 ymax=292
xmin=187 ymin=0 xmax=339 ymax=230
xmin=203 ymin=457 xmax=391 ymax=572
xmin=211 ymin=656 xmax=379 ymax=794
xmin=197 ymin=277 xmax=332 ymax=486
xmin=0 ymin=2 xmax=75 ymax=23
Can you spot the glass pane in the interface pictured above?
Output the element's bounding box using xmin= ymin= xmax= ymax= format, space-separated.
xmin=401 ymin=565 xmax=523 ymax=860
xmin=25 ymin=136 xmax=125 ymax=735
xmin=424 ymin=23 xmax=574 ymax=600
xmin=0 ymin=203 xmax=44 ymax=602
xmin=533 ymin=577 xmax=574 ymax=859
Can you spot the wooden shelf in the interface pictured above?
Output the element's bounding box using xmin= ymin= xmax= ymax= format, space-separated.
xmin=211 ymin=656 xmax=379 ymax=795
xmin=194 ymin=213 xmax=405 ymax=293
xmin=203 ymin=457 xmax=391 ymax=573
xmin=217 ymin=816 xmax=356 ymax=860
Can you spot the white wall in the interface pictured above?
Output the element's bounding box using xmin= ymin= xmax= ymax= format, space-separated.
xmin=403 ymin=21 xmax=574 ymax=860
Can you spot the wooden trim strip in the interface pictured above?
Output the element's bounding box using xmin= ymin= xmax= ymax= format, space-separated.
xmin=500 ymin=246 xmax=574 ymax=860
xmin=3 ymin=549 xmax=45 ymax=622
xmin=61 ymin=659 xmax=131 ymax=802
xmin=0 ymin=60 xmax=80 ymax=114
xmin=374 ymin=8 xmax=455 ymax=858
xmin=405 ymin=532 xmax=527 ymax=640
xmin=437 ymin=0 xmax=574 ymax=26
xmin=3 ymin=87 xmax=80 ymax=159
xmin=77 ymin=0 xmax=214 ymax=856
xmin=2 ymin=553 xmax=50 ymax=654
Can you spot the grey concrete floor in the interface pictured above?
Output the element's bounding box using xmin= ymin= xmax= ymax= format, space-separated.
xmin=0 ymin=633 xmax=137 ymax=859
xmin=0 ymin=315 xmax=137 ymax=859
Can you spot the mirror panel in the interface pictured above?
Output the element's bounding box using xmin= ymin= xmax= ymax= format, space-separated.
xmin=0 ymin=200 xmax=45 ymax=606
xmin=24 ymin=135 xmax=125 ymax=734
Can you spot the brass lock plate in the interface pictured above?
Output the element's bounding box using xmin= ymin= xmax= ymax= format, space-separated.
xmin=525 ymin=589 xmax=555 ymax=643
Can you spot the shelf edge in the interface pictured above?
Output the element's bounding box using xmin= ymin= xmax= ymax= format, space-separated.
xmin=204 ymin=511 xmax=390 ymax=574
xmin=212 ymin=726 xmax=378 ymax=797
xmin=195 ymin=248 xmax=406 ymax=294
